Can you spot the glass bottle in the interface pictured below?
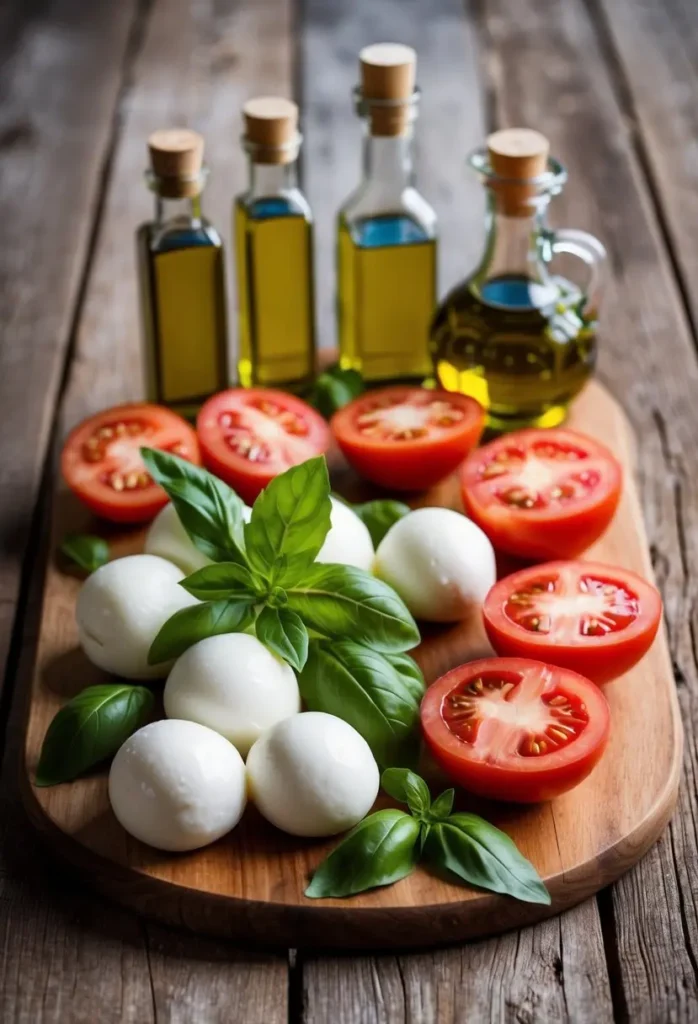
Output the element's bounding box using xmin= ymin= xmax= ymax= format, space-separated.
xmin=137 ymin=129 xmax=229 ymax=419
xmin=431 ymin=128 xmax=606 ymax=431
xmin=338 ymin=44 xmax=437 ymax=383
xmin=234 ymin=97 xmax=315 ymax=391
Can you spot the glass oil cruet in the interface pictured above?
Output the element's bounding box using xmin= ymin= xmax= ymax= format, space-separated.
xmin=137 ymin=129 xmax=229 ymax=419
xmin=337 ymin=43 xmax=437 ymax=383
xmin=430 ymin=128 xmax=606 ymax=431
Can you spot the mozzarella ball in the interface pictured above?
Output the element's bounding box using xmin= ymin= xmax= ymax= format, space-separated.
xmin=76 ymin=554 xmax=198 ymax=679
xmin=246 ymin=712 xmax=380 ymax=837
xmin=108 ymin=719 xmax=246 ymax=852
xmin=374 ymin=507 xmax=496 ymax=622
xmin=164 ymin=633 xmax=300 ymax=756
xmin=144 ymin=501 xmax=252 ymax=575
xmin=316 ymin=497 xmax=374 ymax=571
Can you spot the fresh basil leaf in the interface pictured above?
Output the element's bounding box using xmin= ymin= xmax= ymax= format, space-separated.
xmin=298 ymin=641 xmax=421 ymax=768
xmin=382 ymin=652 xmax=425 ymax=702
xmin=309 ymin=365 xmax=364 ymax=419
xmin=245 ymin=456 xmax=332 ymax=584
xmin=180 ymin=562 xmax=261 ymax=601
xmin=423 ymin=814 xmax=551 ymax=905
xmin=36 ymin=684 xmax=153 ymax=786
xmin=141 ymin=448 xmax=246 ymax=564
xmin=60 ymin=534 xmax=109 ymax=574
xmin=148 ymin=600 xmax=255 ymax=664
xmin=428 ymin=789 xmax=455 ymax=821
xmin=352 ymin=500 xmax=411 ymax=548
xmin=305 ymin=809 xmax=420 ymax=898
xmin=381 ymin=767 xmax=431 ymax=817
xmin=286 ymin=564 xmax=419 ymax=653
xmin=256 ymin=606 xmax=308 ymax=672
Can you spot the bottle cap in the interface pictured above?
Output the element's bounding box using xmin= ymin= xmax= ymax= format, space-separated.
xmin=243 ymin=97 xmax=299 ymax=164
xmin=148 ymin=129 xmax=204 ymax=198
xmin=359 ymin=43 xmax=416 ymax=136
xmin=487 ymin=128 xmax=550 ymax=216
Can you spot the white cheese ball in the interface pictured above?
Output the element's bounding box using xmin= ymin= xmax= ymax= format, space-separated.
xmin=246 ymin=712 xmax=380 ymax=837
xmin=144 ymin=501 xmax=252 ymax=575
xmin=76 ymin=554 xmax=198 ymax=679
xmin=108 ymin=719 xmax=246 ymax=852
xmin=374 ymin=507 xmax=496 ymax=622
xmin=316 ymin=497 xmax=374 ymax=571
xmin=164 ymin=633 xmax=301 ymax=756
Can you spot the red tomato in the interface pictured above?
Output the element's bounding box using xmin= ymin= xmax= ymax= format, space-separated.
xmin=460 ymin=428 xmax=622 ymax=560
xmin=196 ymin=388 xmax=331 ymax=503
xmin=331 ymin=386 xmax=485 ymax=491
xmin=421 ymin=657 xmax=610 ymax=803
xmin=483 ymin=561 xmax=662 ymax=685
xmin=61 ymin=404 xmax=200 ymax=524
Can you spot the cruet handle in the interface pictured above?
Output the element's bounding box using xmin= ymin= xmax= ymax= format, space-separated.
xmin=551 ymin=229 xmax=607 ymax=317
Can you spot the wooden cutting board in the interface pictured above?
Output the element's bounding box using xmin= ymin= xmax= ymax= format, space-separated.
xmin=19 ymin=381 xmax=682 ymax=949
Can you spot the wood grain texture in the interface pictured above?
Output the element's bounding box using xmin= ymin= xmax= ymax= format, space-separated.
xmin=20 ymin=381 xmax=682 ymax=950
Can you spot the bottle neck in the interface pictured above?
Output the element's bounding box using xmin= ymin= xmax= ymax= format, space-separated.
xmin=247 ymin=158 xmax=298 ymax=198
xmin=153 ymin=192 xmax=203 ymax=227
xmin=477 ymin=193 xmax=552 ymax=284
xmin=362 ymin=128 xmax=415 ymax=189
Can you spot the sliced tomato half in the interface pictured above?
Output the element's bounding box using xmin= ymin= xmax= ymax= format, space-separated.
xmin=197 ymin=388 xmax=331 ymax=503
xmin=483 ymin=561 xmax=662 ymax=684
xmin=421 ymin=657 xmax=610 ymax=803
xmin=460 ymin=428 xmax=622 ymax=560
xmin=331 ymin=386 xmax=484 ymax=491
xmin=61 ymin=403 xmax=200 ymax=523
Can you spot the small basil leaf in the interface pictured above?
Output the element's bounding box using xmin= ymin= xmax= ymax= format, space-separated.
xmin=148 ymin=600 xmax=255 ymax=664
xmin=245 ymin=456 xmax=332 ymax=584
xmin=429 ymin=789 xmax=455 ymax=821
xmin=60 ymin=534 xmax=109 ymax=574
xmin=309 ymin=365 xmax=364 ymax=419
xmin=382 ymin=652 xmax=425 ymax=702
xmin=298 ymin=641 xmax=421 ymax=768
xmin=381 ymin=767 xmax=431 ymax=817
xmin=305 ymin=809 xmax=420 ymax=898
xmin=36 ymin=684 xmax=153 ymax=786
xmin=180 ymin=562 xmax=261 ymax=601
xmin=286 ymin=564 xmax=419 ymax=653
xmin=256 ymin=606 xmax=308 ymax=672
xmin=419 ymin=821 xmax=431 ymax=855
xmin=423 ymin=814 xmax=551 ymax=905
xmin=352 ymin=500 xmax=411 ymax=548
xmin=141 ymin=448 xmax=246 ymax=564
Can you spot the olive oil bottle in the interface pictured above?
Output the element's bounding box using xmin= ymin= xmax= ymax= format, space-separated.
xmin=338 ymin=44 xmax=437 ymax=383
xmin=138 ymin=129 xmax=229 ymax=418
xmin=430 ymin=129 xmax=606 ymax=430
xmin=234 ymin=97 xmax=315 ymax=390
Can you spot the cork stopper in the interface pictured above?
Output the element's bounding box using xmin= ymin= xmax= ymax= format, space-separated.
xmin=487 ymin=128 xmax=550 ymax=216
xmin=148 ymin=129 xmax=204 ymax=199
xmin=359 ymin=43 xmax=416 ymax=136
xmin=243 ymin=97 xmax=299 ymax=164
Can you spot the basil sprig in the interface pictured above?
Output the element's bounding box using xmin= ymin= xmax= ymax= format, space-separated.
xmin=309 ymin=364 xmax=364 ymax=419
xmin=36 ymin=684 xmax=154 ymax=786
xmin=306 ymin=769 xmax=551 ymax=905
xmin=60 ymin=534 xmax=109 ymax=573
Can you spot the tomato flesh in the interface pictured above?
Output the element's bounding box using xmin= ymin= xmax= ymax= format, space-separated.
xmin=331 ymin=386 xmax=484 ymax=491
xmin=421 ymin=657 xmax=610 ymax=802
xmin=483 ymin=561 xmax=662 ymax=684
xmin=460 ymin=428 xmax=622 ymax=560
xmin=197 ymin=388 xmax=331 ymax=503
xmin=61 ymin=404 xmax=200 ymax=523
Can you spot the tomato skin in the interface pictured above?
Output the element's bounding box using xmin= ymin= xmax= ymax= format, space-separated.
xmin=421 ymin=657 xmax=610 ymax=803
xmin=197 ymin=388 xmax=331 ymax=504
xmin=483 ymin=561 xmax=662 ymax=685
xmin=61 ymin=404 xmax=200 ymax=524
xmin=331 ymin=387 xmax=485 ymax=491
xmin=460 ymin=428 xmax=622 ymax=560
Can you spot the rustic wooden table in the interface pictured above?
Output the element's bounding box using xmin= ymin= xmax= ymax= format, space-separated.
xmin=1 ymin=0 xmax=697 ymax=1020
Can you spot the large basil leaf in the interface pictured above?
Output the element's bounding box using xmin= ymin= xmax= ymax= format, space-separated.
xmin=244 ymin=456 xmax=332 ymax=584
xmin=141 ymin=448 xmax=246 ymax=564
xmin=352 ymin=499 xmax=410 ymax=548
xmin=381 ymin=767 xmax=431 ymax=816
xmin=298 ymin=641 xmax=421 ymax=767
xmin=256 ymin=606 xmax=308 ymax=672
xmin=148 ymin=600 xmax=255 ymax=664
xmin=36 ymin=684 xmax=153 ymax=786
xmin=423 ymin=814 xmax=551 ymax=905
xmin=305 ymin=809 xmax=420 ymax=898
xmin=286 ymin=564 xmax=419 ymax=652
xmin=60 ymin=534 xmax=109 ymax=573
xmin=382 ymin=652 xmax=425 ymax=702
xmin=180 ymin=562 xmax=261 ymax=602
